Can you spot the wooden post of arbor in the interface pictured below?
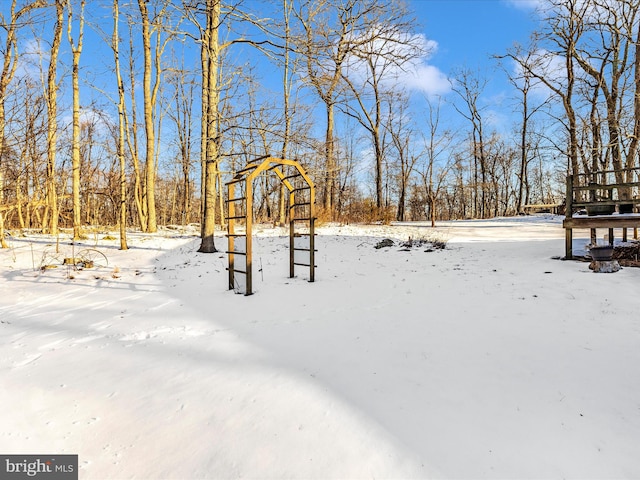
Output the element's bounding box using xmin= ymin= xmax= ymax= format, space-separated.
xmin=225 ymin=157 xmax=316 ymax=295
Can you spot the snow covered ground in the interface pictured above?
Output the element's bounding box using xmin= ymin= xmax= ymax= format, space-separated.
xmin=1 ymin=215 xmax=639 ymax=479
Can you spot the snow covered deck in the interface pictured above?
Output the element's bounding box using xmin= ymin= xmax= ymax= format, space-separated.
xmin=563 ymin=213 xmax=640 ymax=257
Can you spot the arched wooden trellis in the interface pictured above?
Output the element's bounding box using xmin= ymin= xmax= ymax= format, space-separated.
xmin=225 ymin=156 xmax=316 ymax=295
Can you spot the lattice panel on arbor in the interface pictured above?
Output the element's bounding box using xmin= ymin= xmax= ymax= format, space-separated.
xmin=225 ymin=156 xmax=316 ymax=295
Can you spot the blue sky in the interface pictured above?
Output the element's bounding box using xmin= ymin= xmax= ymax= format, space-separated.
xmin=394 ymin=0 xmax=542 ymax=135
xmin=1 ymin=0 xmax=544 ymax=156
xmin=413 ymin=0 xmax=539 ymax=73
xmin=2 ymin=0 xmax=542 ymax=111
xmin=407 ymin=0 xmax=540 ymax=96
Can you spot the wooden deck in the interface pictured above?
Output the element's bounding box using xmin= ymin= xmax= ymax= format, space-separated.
xmin=564 ymin=168 xmax=640 ymax=258
xmin=522 ymin=203 xmax=562 ymax=215
xmin=563 ymin=214 xmax=640 ymax=229
xmin=564 ymin=214 xmax=640 ymax=258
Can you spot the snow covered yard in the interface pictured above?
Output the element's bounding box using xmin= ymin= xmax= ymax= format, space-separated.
xmin=1 ymin=216 xmax=640 ymax=479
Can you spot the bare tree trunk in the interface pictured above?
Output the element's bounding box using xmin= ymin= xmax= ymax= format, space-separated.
xmin=113 ymin=0 xmax=128 ymax=249
xmin=517 ymin=87 xmax=528 ymax=214
xmin=324 ymin=104 xmax=336 ymax=213
xmin=0 ymin=3 xmax=15 ymax=248
xmin=278 ymin=0 xmax=293 ymax=227
xmin=628 ymin=16 xmax=640 ymax=173
xmin=199 ymin=14 xmax=208 ymax=239
xmin=126 ymin=24 xmax=146 ymax=231
xmin=198 ymin=0 xmax=220 ymax=253
xmin=138 ymin=0 xmax=157 ymax=232
xmin=67 ymin=0 xmax=85 ymax=240
xmin=45 ymin=0 xmax=64 ymax=236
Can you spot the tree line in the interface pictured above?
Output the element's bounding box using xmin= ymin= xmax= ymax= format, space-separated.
xmin=0 ymin=0 xmax=638 ymax=251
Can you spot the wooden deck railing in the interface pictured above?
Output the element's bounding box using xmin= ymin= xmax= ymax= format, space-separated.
xmin=563 ymin=167 xmax=640 ymax=258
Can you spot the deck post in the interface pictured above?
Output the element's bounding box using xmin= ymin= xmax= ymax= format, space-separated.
xmin=565 ymin=174 xmax=573 ymax=259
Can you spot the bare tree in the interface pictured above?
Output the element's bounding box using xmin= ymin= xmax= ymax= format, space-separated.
xmin=626 ymin=0 xmax=640 ymax=173
xmin=184 ymin=0 xmax=277 ymax=252
xmin=294 ymin=0 xmax=372 ymax=216
xmin=571 ymin=0 xmax=638 ymax=186
xmin=165 ymin=62 xmax=196 ymax=226
xmin=385 ymin=92 xmax=417 ymax=222
xmin=137 ymin=0 xmax=162 ymax=233
xmin=195 ymin=0 xmax=221 ymax=253
xmin=338 ymin=4 xmax=424 ymax=216
xmin=451 ymin=68 xmax=490 ymax=219
xmin=11 ymin=77 xmax=47 ymax=231
xmin=66 ymin=0 xmax=85 ymax=239
xmin=0 ymin=0 xmax=46 ymax=247
xmin=112 ymin=0 xmax=127 ymax=249
xmin=417 ymin=96 xmax=454 ymax=226
xmin=278 ymin=0 xmax=294 ymax=226
xmin=497 ymin=46 xmax=553 ymax=213
xmin=523 ymin=0 xmax=587 ymax=176
xmin=43 ymin=0 xmax=64 ymax=236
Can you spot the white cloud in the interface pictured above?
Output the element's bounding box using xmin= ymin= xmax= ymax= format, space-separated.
xmin=401 ymin=63 xmax=451 ymax=97
xmin=503 ymin=0 xmax=545 ymax=11
xmin=343 ymin=28 xmax=451 ymax=98
xmin=389 ymin=34 xmax=451 ymax=97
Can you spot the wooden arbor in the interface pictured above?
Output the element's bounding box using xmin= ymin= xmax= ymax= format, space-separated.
xmin=225 ymin=156 xmax=316 ymax=295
